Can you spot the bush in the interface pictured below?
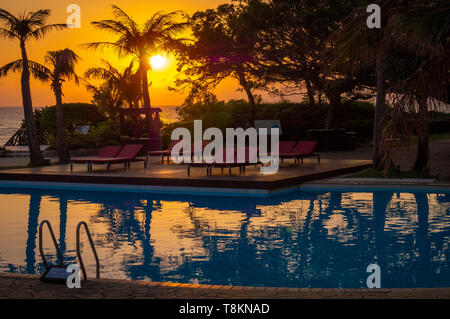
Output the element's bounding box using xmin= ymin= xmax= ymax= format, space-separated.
xmin=89 ymin=121 xmax=121 ymax=147
xmin=40 ymin=103 xmax=106 ymax=137
xmin=38 ymin=103 xmax=114 ymax=149
xmin=170 ymin=99 xmax=375 ymax=143
xmin=429 ymin=120 xmax=450 ymax=134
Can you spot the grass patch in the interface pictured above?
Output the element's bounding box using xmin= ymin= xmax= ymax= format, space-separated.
xmin=430 ymin=133 xmax=450 ymax=142
xmin=411 ymin=133 xmax=450 ymax=143
xmin=348 ymin=168 xmax=434 ymax=179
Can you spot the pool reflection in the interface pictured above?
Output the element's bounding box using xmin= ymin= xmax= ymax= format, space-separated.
xmin=0 ymin=188 xmax=449 ymax=288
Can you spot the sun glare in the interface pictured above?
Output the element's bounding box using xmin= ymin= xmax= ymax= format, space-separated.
xmin=150 ymin=55 xmax=168 ymax=70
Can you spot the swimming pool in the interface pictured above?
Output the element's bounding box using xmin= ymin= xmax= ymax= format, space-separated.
xmin=0 ymin=186 xmax=449 ymax=288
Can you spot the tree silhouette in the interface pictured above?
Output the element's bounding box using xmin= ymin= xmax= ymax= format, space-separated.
xmin=0 ymin=9 xmax=66 ymax=165
xmin=85 ymin=5 xmax=188 ymax=128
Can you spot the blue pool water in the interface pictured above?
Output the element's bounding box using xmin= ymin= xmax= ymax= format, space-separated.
xmin=0 ymin=187 xmax=449 ymax=288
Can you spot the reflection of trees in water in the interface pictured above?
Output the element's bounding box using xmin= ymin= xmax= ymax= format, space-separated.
xmin=22 ymin=193 xmax=74 ymax=274
xmin=415 ymin=193 xmax=431 ymax=287
xmin=96 ymin=198 xmax=162 ymax=281
xmin=373 ymin=192 xmax=391 ymax=276
xmin=59 ymin=196 xmax=68 ymax=257
xmin=13 ymin=188 xmax=449 ymax=287
xmin=90 ymin=191 xmax=448 ymax=287
xmin=158 ymin=192 xmax=375 ymax=287
xmin=25 ymin=193 xmax=41 ymax=274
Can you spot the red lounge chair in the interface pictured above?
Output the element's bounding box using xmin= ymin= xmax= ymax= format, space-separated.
xmin=190 ymin=140 xmax=211 ymax=162
xmin=280 ymin=140 xmax=320 ymax=164
xmin=187 ymin=147 xmax=261 ymax=176
xmin=147 ymin=140 xmax=180 ymax=164
xmin=187 ymin=147 xmax=235 ymax=176
xmin=275 ymin=141 xmax=298 ymax=157
xmin=70 ymin=146 xmax=122 ymax=171
xmin=71 ymin=144 xmax=145 ymax=172
xmin=148 ymin=140 xmax=210 ymax=164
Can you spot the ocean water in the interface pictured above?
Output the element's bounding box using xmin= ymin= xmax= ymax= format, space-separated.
xmin=0 ymin=106 xmax=179 ymax=147
xmin=0 ymin=107 xmax=24 ymax=147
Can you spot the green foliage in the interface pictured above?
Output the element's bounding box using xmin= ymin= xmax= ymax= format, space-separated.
xmin=163 ymin=99 xmax=376 ymax=144
xmin=40 ymin=103 xmax=106 ymax=135
xmin=38 ymin=103 xmax=115 ymax=149
xmin=63 ymin=120 xmax=121 ymax=150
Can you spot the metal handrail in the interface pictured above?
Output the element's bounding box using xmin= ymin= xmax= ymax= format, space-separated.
xmin=38 ymin=220 xmax=64 ymax=269
xmin=76 ymin=221 xmax=100 ymax=280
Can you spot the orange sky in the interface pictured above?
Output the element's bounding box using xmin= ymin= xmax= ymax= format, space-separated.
xmin=0 ymin=0 xmax=290 ymax=108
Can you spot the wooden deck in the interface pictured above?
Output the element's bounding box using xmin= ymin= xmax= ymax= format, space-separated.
xmin=0 ymin=157 xmax=371 ymax=196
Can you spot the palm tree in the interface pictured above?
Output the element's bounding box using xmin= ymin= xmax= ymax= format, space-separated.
xmin=85 ymin=60 xmax=142 ymax=112
xmin=43 ymin=49 xmax=80 ymax=163
xmin=0 ymin=49 xmax=80 ymax=163
xmin=390 ymin=1 xmax=449 ymax=171
xmin=84 ymin=5 xmax=188 ymax=122
xmin=0 ymin=8 xmax=66 ymax=166
xmin=334 ymin=1 xmax=449 ymax=173
xmin=85 ymin=60 xmax=143 ymax=136
xmin=332 ymin=1 xmax=400 ymax=171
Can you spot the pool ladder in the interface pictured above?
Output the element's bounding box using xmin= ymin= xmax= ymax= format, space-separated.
xmin=38 ymin=220 xmax=100 ymax=280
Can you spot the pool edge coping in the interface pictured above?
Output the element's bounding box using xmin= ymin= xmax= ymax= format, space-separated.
xmin=1 ymin=273 xmax=449 ymax=299
xmin=0 ymin=162 xmax=373 ymax=198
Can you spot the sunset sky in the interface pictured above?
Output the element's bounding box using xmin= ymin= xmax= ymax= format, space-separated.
xmin=0 ymin=0 xmax=290 ymax=108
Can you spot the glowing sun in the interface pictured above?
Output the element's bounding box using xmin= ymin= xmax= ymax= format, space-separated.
xmin=149 ymin=55 xmax=168 ymax=70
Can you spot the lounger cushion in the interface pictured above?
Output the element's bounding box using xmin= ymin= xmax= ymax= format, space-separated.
xmin=71 ymin=146 xmax=122 ymax=163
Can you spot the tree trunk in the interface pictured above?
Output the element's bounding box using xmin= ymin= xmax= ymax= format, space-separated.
xmin=20 ymin=40 xmax=44 ymax=166
xmin=373 ymin=54 xmax=387 ymax=170
xmin=244 ymin=85 xmax=256 ymax=126
xmin=305 ymin=80 xmax=315 ymax=117
xmin=413 ymin=97 xmax=430 ymax=172
xmin=141 ymin=61 xmax=154 ymax=138
xmin=237 ymin=72 xmax=256 ymax=125
xmin=142 ymin=66 xmax=152 ymax=109
xmin=325 ymin=91 xmax=343 ymax=129
xmin=54 ymin=85 xmax=70 ymax=163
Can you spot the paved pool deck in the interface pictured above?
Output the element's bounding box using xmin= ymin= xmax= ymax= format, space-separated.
xmin=1 ymin=273 xmax=449 ymax=299
xmin=0 ymin=157 xmax=371 ymax=196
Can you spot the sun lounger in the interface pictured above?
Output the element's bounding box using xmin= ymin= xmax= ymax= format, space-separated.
xmin=70 ymin=146 xmax=121 ymax=171
xmin=276 ymin=141 xmax=298 ymax=156
xmin=187 ymin=147 xmax=261 ymax=176
xmin=147 ymin=140 xmax=180 ymax=164
xmin=71 ymin=144 xmax=145 ymax=172
xmin=279 ymin=140 xmax=319 ymax=164
xmin=148 ymin=140 xmax=211 ymax=164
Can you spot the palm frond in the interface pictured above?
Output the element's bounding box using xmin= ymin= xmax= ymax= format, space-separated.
xmin=0 ymin=27 xmax=17 ymax=39
xmin=27 ymin=60 xmax=52 ymax=82
xmin=82 ymin=41 xmax=137 ymax=56
xmin=26 ymin=9 xmax=51 ymax=28
xmin=111 ymin=5 xmax=138 ymax=33
xmin=0 ymin=8 xmax=18 ymax=28
xmin=398 ymin=3 xmax=450 ymax=47
xmin=84 ymin=67 xmax=113 ymax=80
xmin=0 ymin=59 xmax=51 ymax=81
xmin=0 ymin=59 xmax=23 ymax=77
xmin=91 ymin=19 xmax=131 ymax=36
xmin=44 ymin=48 xmax=80 ymax=84
xmin=29 ymin=23 xmax=67 ymax=40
